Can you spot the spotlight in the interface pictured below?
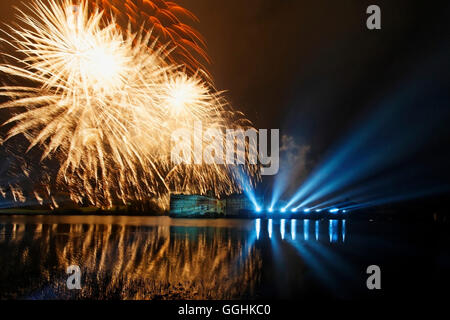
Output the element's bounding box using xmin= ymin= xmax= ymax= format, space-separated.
xmin=281 ymin=208 xmax=287 ymax=213
xmin=303 ymin=208 xmax=311 ymax=213
xmin=291 ymin=208 xmax=298 ymax=213
xmin=342 ymin=209 xmax=347 ymax=213
xmin=329 ymin=208 xmax=339 ymax=213
xmin=315 ymin=209 xmax=322 ymax=213
xmin=268 ymin=207 xmax=273 ymax=213
xmin=255 ymin=207 xmax=262 ymax=213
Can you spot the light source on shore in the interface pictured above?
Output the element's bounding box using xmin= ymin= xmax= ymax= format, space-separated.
xmin=329 ymin=208 xmax=339 ymax=213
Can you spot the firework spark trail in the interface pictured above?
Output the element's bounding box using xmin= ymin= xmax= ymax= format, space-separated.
xmin=0 ymin=0 xmax=257 ymax=209
xmin=90 ymin=0 xmax=210 ymax=74
xmin=0 ymin=0 xmax=173 ymax=207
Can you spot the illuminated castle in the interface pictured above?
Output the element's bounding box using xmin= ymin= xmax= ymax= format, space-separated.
xmin=169 ymin=192 xmax=263 ymax=217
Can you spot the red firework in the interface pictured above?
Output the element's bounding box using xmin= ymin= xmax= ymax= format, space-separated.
xmin=90 ymin=0 xmax=210 ymax=73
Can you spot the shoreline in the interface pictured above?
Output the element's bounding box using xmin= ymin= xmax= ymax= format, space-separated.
xmin=0 ymin=209 xmax=445 ymax=223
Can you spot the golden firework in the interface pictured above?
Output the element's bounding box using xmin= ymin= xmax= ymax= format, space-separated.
xmin=0 ymin=0 xmax=257 ymax=209
xmin=89 ymin=0 xmax=209 ymax=74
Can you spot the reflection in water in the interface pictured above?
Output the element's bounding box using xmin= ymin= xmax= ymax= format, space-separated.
xmin=329 ymin=220 xmax=339 ymax=243
xmin=315 ymin=220 xmax=319 ymax=241
xmin=0 ymin=216 xmax=347 ymax=300
xmin=255 ymin=218 xmax=261 ymax=240
xmin=255 ymin=219 xmax=345 ymax=243
xmin=291 ymin=220 xmax=296 ymax=240
xmin=342 ymin=220 xmax=346 ymax=242
xmin=304 ymin=220 xmax=310 ymax=241
xmin=268 ymin=219 xmax=273 ymax=239
xmin=0 ymin=218 xmax=262 ymax=299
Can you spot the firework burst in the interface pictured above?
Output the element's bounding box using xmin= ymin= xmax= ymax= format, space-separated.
xmin=0 ymin=0 xmax=257 ymax=209
xmin=89 ymin=0 xmax=209 ymax=74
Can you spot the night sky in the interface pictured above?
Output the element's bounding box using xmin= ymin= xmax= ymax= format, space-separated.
xmin=1 ymin=0 xmax=450 ymax=204
xmin=175 ymin=0 xmax=450 ymax=153
xmin=175 ymin=0 xmax=450 ymax=199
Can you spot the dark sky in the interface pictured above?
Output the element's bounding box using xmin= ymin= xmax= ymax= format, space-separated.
xmin=175 ymin=0 xmax=450 ymax=198
xmin=175 ymin=0 xmax=450 ymax=156
xmin=0 ymin=0 xmax=448 ymax=155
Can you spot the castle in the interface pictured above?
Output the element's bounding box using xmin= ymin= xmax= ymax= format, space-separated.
xmin=169 ymin=192 xmax=263 ymax=218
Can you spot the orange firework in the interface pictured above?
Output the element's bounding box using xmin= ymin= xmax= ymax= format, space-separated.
xmin=90 ymin=0 xmax=210 ymax=74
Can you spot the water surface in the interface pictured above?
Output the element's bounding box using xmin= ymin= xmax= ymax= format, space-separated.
xmin=0 ymin=215 xmax=448 ymax=300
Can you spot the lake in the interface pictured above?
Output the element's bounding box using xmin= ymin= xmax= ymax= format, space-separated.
xmin=0 ymin=215 xmax=448 ymax=300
